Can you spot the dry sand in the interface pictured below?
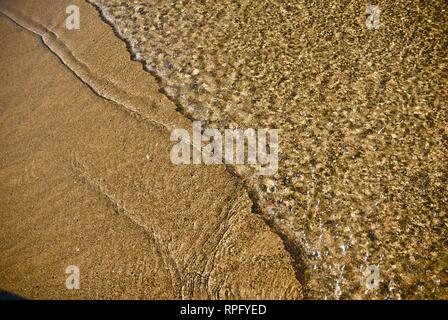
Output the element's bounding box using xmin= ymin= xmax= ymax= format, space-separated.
xmin=0 ymin=0 xmax=301 ymax=299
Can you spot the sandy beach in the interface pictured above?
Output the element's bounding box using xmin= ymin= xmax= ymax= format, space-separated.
xmin=0 ymin=0 xmax=446 ymax=299
xmin=0 ymin=0 xmax=301 ymax=299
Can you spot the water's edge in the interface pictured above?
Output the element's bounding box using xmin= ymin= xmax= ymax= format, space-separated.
xmin=86 ymin=0 xmax=310 ymax=297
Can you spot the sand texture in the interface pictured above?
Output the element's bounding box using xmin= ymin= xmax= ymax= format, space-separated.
xmin=0 ymin=0 xmax=447 ymax=299
xmin=87 ymin=0 xmax=448 ymax=299
xmin=0 ymin=0 xmax=301 ymax=299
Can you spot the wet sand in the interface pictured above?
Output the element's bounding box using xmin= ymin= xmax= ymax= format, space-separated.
xmin=0 ymin=0 xmax=447 ymax=299
xmin=88 ymin=0 xmax=448 ymax=299
xmin=0 ymin=0 xmax=301 ymax=299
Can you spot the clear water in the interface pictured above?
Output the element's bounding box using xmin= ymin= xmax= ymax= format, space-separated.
xmin=89 ymin=0 xmax=448 ymax=299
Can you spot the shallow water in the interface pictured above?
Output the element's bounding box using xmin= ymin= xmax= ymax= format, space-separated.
xmin=89 ymin=0 xmax=447 ymax=299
